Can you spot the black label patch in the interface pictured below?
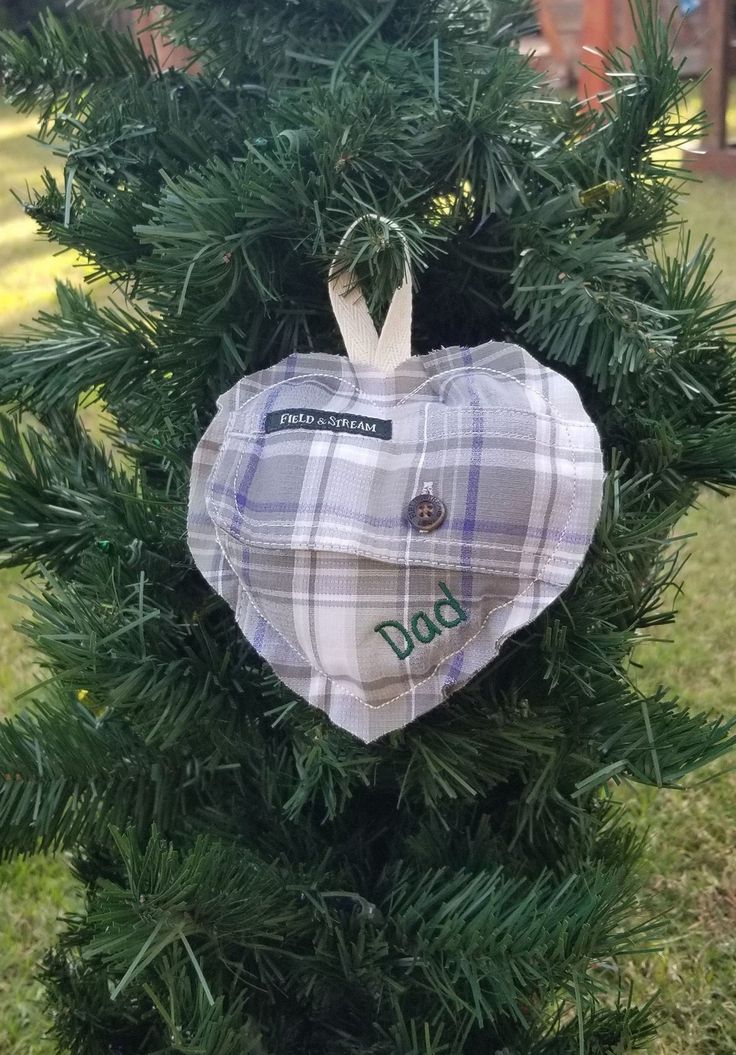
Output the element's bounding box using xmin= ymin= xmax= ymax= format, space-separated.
xmin=264 ymin=408 xmax=392 ymax=440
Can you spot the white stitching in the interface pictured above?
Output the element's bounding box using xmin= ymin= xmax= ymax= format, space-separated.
xmin=207 ymin=373 xmax=585 ymax=562
xmin=213 ymin=519 xmax=581 ymax=570
xmin=204 ymin=354 xmax=590 ymax=711
xmin=215 ymin=521 xmax=574 ymax=712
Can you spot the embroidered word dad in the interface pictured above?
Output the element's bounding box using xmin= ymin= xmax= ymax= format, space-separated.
xmin=265 ymin=408 xmax=392 ymax=439
xmin=375 ymin=582 xmax=468 ymax=660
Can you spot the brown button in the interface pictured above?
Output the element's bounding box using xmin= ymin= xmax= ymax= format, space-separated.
xmin=407 ymin=493 xmax=446 ymax=533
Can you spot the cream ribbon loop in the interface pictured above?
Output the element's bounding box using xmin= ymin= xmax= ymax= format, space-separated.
xmin=328 ymin=214 xmax=412 ymax=372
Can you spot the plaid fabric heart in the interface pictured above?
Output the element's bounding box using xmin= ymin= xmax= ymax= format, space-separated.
xmin=189 ymin=340 xmax=605 ymax=740
xmin=188 ymin=219 xmax=604 ymax=741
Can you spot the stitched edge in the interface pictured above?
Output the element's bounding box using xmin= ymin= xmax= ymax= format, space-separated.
xmin=203 ymin=361 xmax=593 ymax=712
xmin=207 ymin=369 xmax=587 ymax=566
xmin=215 ymin=514 xmax=575 ymax=712
xmin=213 ymin=519 xmax=582 ymax=573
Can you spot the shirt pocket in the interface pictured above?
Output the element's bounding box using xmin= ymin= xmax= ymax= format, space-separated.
xmin=200 ymin=375 xmax=596 ymax=720
xmin=205 ymin=383 xmax=581 ymax=591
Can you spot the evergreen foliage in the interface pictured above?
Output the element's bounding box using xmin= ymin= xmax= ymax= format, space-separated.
xmin=0 ymin=1 xmax=734 ymax=1050
xmin=0 ymin=0 xmax=70 ymax=33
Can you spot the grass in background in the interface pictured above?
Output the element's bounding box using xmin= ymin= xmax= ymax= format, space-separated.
xmin=624 ymin=488 xmax=736 ymax=1054
xmin=0 ymin=99 xmax=80 ymax=1055
xmin=616 ymin=168 xmax=736 ymax=1055
xmin=0 ymin=101 xmax=736 ymax=1052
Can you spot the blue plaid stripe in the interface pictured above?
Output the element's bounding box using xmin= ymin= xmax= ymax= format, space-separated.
xmin=188 ymin=341 xmax=604 ymax=742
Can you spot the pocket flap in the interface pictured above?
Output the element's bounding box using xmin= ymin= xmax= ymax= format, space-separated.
xmin=205 ymin=375 xmax=598 ymax=585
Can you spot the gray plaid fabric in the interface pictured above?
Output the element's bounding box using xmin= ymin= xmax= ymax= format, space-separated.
xmin=188 ymin=342 xmax=604 ymax=742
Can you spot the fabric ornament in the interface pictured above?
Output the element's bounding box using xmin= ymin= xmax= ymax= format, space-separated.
xmin=188 ymin=216 xmax=605 ymax=742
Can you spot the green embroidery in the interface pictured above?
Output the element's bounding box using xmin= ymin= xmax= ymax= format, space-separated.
xmin=435 ymin=581 xmax=467 ymax=628
xmin=410 ymin=611 xmax=440 ymax=644
xmin=374 ymin=583 xmax=468 ymax=661
xmin=374 ymin=620 xmax=414 ymax=660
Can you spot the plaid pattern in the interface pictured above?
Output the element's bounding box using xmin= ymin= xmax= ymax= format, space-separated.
xmin=188 ymin=341 xmax=604 ymax=742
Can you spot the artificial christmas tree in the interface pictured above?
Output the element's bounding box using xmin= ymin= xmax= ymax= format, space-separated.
xmin=0 ymin=1 xmax=735 ymax=1051
xmin=188 ymin=235 xmax=606 ymax=740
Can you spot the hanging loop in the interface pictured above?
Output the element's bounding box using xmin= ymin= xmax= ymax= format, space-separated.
xmin=328 ymin=214 xmax=413 ymax=372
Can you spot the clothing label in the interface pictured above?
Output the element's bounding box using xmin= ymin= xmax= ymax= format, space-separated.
xmin=264 ymin=408 xmax=392 ymax=440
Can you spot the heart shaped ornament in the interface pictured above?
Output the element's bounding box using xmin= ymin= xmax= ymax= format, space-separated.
xmin=188 ymin=218 xmax=604 ymax=742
